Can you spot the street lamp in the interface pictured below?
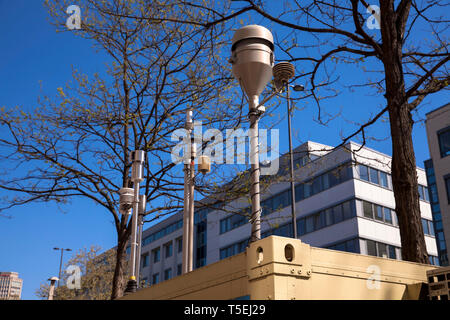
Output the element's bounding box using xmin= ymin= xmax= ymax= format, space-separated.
xmin=273 ymin=62 xmax=304 ymax=239
xmin=53 ymin=247 xmax=71 ymax=287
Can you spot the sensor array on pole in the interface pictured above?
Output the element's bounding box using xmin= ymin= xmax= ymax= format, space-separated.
xmin=230 ymin=25 xmax=275 ymax=243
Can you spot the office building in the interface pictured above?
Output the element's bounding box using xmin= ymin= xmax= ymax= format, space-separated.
xmin=0 ymin=272 xmax=23 ymax=300
xmin=425 ymin=103 xmax=450 ymax=266
xmin=134 ymin=141 xmax=439 ymax=286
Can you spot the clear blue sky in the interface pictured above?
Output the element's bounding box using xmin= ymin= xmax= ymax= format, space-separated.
xmin=0 ymin=1 xmax=447 ymax=300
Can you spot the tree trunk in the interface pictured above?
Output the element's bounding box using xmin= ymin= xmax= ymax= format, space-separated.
xmin=110 ymin=232 xmax=129 ymax=300
xmin=380 ymin=1 xmax=428 ymax=264
xmin=388 ymin=103 xmax=429 ymax=263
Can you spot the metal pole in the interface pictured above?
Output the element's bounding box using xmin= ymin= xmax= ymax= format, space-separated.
xmin=127 ymin=181 xmax=140 ymax=290
xmin=249 ymin=95 xmax=261 ymax=243
xmin=124 ymin=150 xmax=145 ymax=294
xmin=286 ymin=83 xmax=297 ymax=238
xmin=57 ymin=249 xmax=63 ymax=288
xmin=189 ymin=159 xmax=195 ymax=271
xmin=135 ymin=194 xmax=146 ymax=287
xmin=182 ymin=108 xmax=193 ymax=274
xmin=135 ymin=213 xmax=143 ymax=285
xmin=182 ymin=163 xmax=191 ymax=274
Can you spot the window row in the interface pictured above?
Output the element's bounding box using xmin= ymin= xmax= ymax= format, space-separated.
xmin=145 ymin=239 xmax=181 ymax=266
xmin=262 ymin=222 xmax=293 ymax=239
xmin=363 ymin=239 xmax=400 ymax=259
xmin=361 ymin=238 xmax=439 ymax=265
xmin=326 ymin=238 xmax=360 ymax=254
xmin=356 ymin=164 xmax=392 ymax=189
xmin=357 ymin=164 xmax=429 ymax=202
xmin=361 ymin=200 xmax=397 ymax=225
xmin=142 ymin=220 xmax=183 ymax=247
xmin=360 ymin=199 xmax=435 ymax=236
xmin=221 ymin=200 xmax=358 ymax=260
xmin=148 ymin=266 xmax=176 ymax=286
xmin=219 ymin=162 xmax=354 ymax=234
xmin=296 ymin=164 xmax=353 ymax=202
xmin=297 ymin=199 xmax=356 ymax=236
xmin=220 ymin=238 xmax=249 ymax=260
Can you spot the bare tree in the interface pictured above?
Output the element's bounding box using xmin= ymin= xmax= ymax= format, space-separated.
xmin=35 ymin=246 xmax=117 ymax=300
xmin=127 ymin=0 xmax=450 ymax=263
xmin=0 ymin=0 xmax=246 ymax=299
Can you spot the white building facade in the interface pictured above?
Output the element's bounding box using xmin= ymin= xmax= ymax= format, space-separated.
xmin=134 ymin=141 xmax=439 ymax=287
xmin=0 ymin=272 xmax=23 ymax=300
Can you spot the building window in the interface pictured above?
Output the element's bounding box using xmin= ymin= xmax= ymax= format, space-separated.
xmin=333 ymin=203 xmax=344 ymax=223
xmin=164 ymin=268 xmax=172 ymax=281
xmin=378 ymin=243 xmax=388 ymax=258
xmin=152 ymin=273 xmax=159 ymax=285
xmin=142 ymin=254 xmax=149 ymax=268
xmin=152 ymin=247 xmax=160 ymax=263
xmin=325 ymin=208 xmax=334 ymax=226
xmin=366 ymin=240 xmax=377 ymax=256
xmin=164 ymin=242 xmax=173 ymax=258
xmin=438 ymin=127 xmax=450 ymax=157
xmin=445 ymin=176 xmax=450 ymax=204
xmin=422 ymin=219 xmax=430 ymax=235
xmin=305 ymin=216 xmax=314 ymax=233
xmin=384 ymin=208 xmax=392 ymax=224
xmin=357 ymin=164 xmax=392 ymax=190
xmin=177 ymin=238 xmax=182 ymax=253
xmin=374 ymin=205 xmax=384 ymax=221
xmin=358 ymin=164 xmax=369 ymax=181
xmin=177 ymin=264 xmax=182 ymax=276
xmin=388 ymin=246 xmax=396 ymax=259
xmin=363 ymin=201 xmax=374 ymax=219
xmin=369 ymin=167 xmax=379 ymax=185
xmin=379 ymin=171 xmax=389 ymax=188
xmin=418 ymin=185 xmax=429 ymax=202
xmin=297 ymin=219 xmax=306 ymax=236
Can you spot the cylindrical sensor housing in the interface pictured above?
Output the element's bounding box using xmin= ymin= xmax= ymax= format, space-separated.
xmin=130 ymin=150 xmax=146 ymax=163
xmin=198 ymin=155 xmax=211 ymax=174
xmin=119 ymin=187 xmax=134 ymax=215
xmin=230 ymin=25 xmax=274 ymax=98
xmin=130 ymin=150 xmax=146 ymax=182
xmin=191 ymin=142 xmax=197 ymax=160
xmin=138 ymin=194 xmax=146 ymax=215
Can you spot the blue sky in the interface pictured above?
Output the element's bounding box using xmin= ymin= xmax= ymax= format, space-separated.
xmin=0 ymin=1 xmax=447 ymax=300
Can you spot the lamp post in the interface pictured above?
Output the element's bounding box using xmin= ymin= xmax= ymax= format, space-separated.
xmin=53 ymin=247 xmax=71 ymax=287
xmin=273 ymin=62 xmax=305 ymax=239
xmin=286 ymin=82 xmax=297 ymax=239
